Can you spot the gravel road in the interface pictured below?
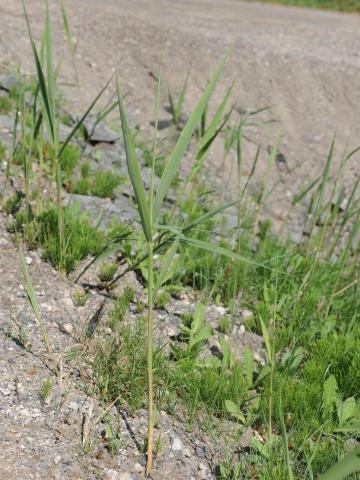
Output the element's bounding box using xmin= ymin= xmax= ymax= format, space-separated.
xmin=0 ymin=0 xmax=359 ymax=203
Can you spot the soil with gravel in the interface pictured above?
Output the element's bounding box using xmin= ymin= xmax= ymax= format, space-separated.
xmin=0 ymin=105 xmax=263 ymax=479
xmin=0 ymin=1 xmax=360 ymax=478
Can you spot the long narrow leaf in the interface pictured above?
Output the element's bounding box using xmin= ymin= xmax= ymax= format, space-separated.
xmin=183 ymin=200 xmax=239 ymax=233
xmin=45 ymin=0 xmax=56 ymax=139
xmin=180 ymin=236 xmax=270 ymax=270
xmin=154 ymin=235 xmax=180 ymax=299
xmin=116 ymin=74 xmax=151 ymax=241
xmin=319 ymin=448 xmax=360 ymax=480
xmin=22 ymin=0 xmax=55 ymax=145
xmin=58 ymin=78 xmax=111 ymax=158
xmin=153 ymin=51 xmax=230 ymax=221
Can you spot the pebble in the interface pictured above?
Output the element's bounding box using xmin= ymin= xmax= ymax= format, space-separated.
xmin=171 ymin=436 xmax=183 ymax=451
xmin=238 ymin=324 xmax=246 ymax=335
xmin=183 ymin=447 xmax=192 ymax=457
xmin=195 ymin=445 xmax=205 ymax=458
xmin=133 ymin=463 xmax=143 ymax=473
xmin=61 ymin=323 xmax=74 ymax=334
xmin=25 ymin=256 xmax=32 ymax=265
xmin=240 ymin=309 xmax=253 ymax=320
xmin=197 ymin=463 xmax=208 ymax=480
xmin=118 ymin=473 xmax=134 ymax=480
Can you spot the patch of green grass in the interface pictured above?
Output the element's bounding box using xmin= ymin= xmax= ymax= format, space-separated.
xmin=0 ymin=140 xmax=5 ymax=161
xmin=39 ymin=378 xmax=52 ymax=400
xmin=154 ymin=290 xmax=171 ymax=309
xmin=71 ymin=167 xmax=125 ymax=198
xmin=246 ymin=0 xmax=360 ymax=12
xmin=98 ymin=262 xmax=118 ymax=282
xmin=2 ymin=191 xmax=24 ymax=215
xmin=0 ymin=95 xmax=12 ymax=113
xmin=60 ymin=143 xmax=80 ymax=177
xmin=37 ymin=204 xmax=105 ymax=273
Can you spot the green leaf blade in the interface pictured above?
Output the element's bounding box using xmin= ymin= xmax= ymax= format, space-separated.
xmin=116 ymin=75 xmax=152 ymax=241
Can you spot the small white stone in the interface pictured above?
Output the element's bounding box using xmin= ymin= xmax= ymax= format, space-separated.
xmin=238 ymin=324 xmax=246 ymax=335
xmin=25 ymin=256 xmax=32 ymax=265
xmin=133 ymin=463 xmax=143 ymax=473
xmin=240 ymin=309 xmax=253 ymax=320
xmin=216 ymin=305 xmax=226 ymax=315
xmin=198 ymin=463 xmax=207 ymax=471
xmin=171 ymin=436 xmax=183 ymax=451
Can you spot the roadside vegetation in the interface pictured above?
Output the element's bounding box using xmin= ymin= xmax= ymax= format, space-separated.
xmin=247 ymin=0 xmax=360 ymax=13
xmin=0 ymin=1 xmax=359 ymax=478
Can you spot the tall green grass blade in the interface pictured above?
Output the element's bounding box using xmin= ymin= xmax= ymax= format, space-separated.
xmin=21 ymin=253 xmax=41 ymax=320
xmin=182 ymin=200 xmax=239 ymax=233
xmin=180 ymin=236 xmax=270 ymax=270
xmin=200 ymin=81 xmax=234 ymax=149
xmin=292 ymin=176 xmax=321 ymax=206
xmin=58 ymin=78 xmax=111 ymax=158
xmin=313 ymin=137 xmax=335 ymax=223
xmin=60 ymin=0 xmax=75 ymax=54
xmin=21 ymin=251 xmax=51 ymax=353
xmin=45 ymin=0 xmax=56 ymax=142
xmin=319 ymin=448 xmax=360 ymax=480
xmin=153 ymin=235 xmax=180 ymax=299
xmin=153 ymin=52 xmax=230 ymax=222
xmin=116 ymin=74 xmax=151 ymax=241
xmin=175 ymin=69 xmax=190 ymax=124
xmin=22 ymin=0 xmax=55 ymax=145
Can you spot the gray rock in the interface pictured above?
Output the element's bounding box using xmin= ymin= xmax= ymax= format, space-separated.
xmin=0 ymin=114 xmax=20 ymax=132
xmin=171 ymin=436 xmax=183 ymax=451
xmin=91 ymin=149 xmax=127 ymax=171
xmin=195 ymin=445 xmax=206 ymax=458
xmin=83 ymin=117 xmax=120 ymax=144
xmin=64 ymin=193 xmax=137 ymax=230
xmin=0 ymin=74 xmax=18 ymax=92
xmin=44 ymin=123 xmax=73 ymax=143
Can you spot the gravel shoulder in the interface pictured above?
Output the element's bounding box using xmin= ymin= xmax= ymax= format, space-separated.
xmin=0 ymin=0 xmax=359 ymax=194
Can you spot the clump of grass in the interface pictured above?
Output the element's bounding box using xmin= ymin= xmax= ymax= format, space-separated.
xmin=218 ymin=317 xmax=231 ymax=334
xmin=98 ymin=262 xmax=118 ymax=282
xmin=154 ymin=290 xmax=171 ymax=309
xmin=2 ymin=191 xmax=24 ymax=215
xmin=0 ymin=95 xmax=12 ymax=112
xmin=60 ymin=143 xmax=81 ymax=177
xmin=37 ymin=204 xmax=105 ymax=273
xmin=72 ymin=287 xmax=88 ymax=307
xmin=72 ymin=169 xmax=125 ymax=198
xmin=0 ymin=140 xmax=5 ymax=161
xmin=39 ymin=378 xmax=52 ymax=400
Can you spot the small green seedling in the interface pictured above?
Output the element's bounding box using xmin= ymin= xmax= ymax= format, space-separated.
xmin=39 ymin=378 xmax=52 ymax=400
xmin=98 ymin=263 xmax=118 ymax=282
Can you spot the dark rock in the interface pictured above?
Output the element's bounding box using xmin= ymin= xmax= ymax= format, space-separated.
xmin=195 ymin=445 xmax=206 ymax=458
